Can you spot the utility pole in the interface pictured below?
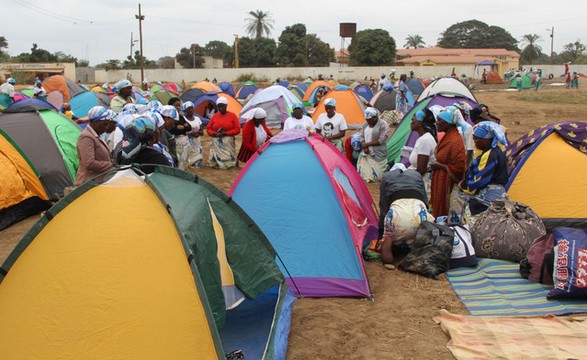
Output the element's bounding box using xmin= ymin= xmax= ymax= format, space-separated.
xmin=135 ymin=4 xmax=145 ymax=82
xmin=192 ymin=44 xmax=196 ymax=69
xmin=129 ymin=32 xmax=138 ymax=69
xmin=233 ymin=34 xmax=239 ymax=68
xmin=546 ymin=27 xmax=554 ymax=65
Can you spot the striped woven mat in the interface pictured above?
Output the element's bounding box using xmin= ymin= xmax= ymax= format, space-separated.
xmin=447 ymin=258 xmax=587 ymax=316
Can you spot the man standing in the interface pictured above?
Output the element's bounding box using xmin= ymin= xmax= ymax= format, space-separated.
xmin=315 ymin=98 xmax=347 ymax=153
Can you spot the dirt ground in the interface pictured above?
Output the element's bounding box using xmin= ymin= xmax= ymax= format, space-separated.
xmin=0 ymin=80 xmax=585 ymax=359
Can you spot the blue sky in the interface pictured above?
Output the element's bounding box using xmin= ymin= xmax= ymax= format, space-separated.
xmin=4 ymin=0 xmax=586 ymax=65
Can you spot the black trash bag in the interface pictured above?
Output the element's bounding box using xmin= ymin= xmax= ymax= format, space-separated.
xmin=399 ymin=221 xmax=454 ymax=279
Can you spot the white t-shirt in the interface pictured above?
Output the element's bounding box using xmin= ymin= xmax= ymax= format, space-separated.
xmin=33 ymin=86 xmax=47 ymax=97
xmin=409 ymin=132 xmax=437 ymax=168
xmin=315 ymin=112 xmax=348 ymax=138
xmin=283 ymin=115 xmax=315 ymax=131
xmin=254 ymin=124 xmax=268 ymax=147
xmin=0 ymin=83 xmax=15 ymax=97
xmin=185 ymin=116 xmax=203 ymax=147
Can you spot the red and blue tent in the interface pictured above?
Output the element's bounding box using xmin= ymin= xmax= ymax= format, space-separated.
xmin=229 ymin=131 xmax=377 ymax=298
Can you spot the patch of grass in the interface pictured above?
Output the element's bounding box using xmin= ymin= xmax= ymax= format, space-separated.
xmin=516 ymin=90 xmax=587 ymax=105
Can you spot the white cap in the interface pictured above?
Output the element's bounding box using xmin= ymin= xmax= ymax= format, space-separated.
xmin=216 ymin=96 xmax=229 ymax=105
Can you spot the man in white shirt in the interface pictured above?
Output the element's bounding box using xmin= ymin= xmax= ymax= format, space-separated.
xmin=283 ymin=102 xmax=315 ymax=132
xmin=315 ymin=98 xmax=347 ymax=153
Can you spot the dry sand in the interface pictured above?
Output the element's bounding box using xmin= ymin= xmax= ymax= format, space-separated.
xmin=0 ymin=81 xmax=585 ymax=359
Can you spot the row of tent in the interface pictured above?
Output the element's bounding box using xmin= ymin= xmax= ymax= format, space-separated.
xmin=1 ymin=120 xmax=586 ymax=358
xmin=1 ymin=75 xmax=585 ymax=230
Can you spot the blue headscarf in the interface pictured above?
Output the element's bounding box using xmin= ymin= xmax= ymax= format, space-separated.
xmin=121 ymin=117 xmax=157 ymax=159
xmin=439 ymin=106 xmax=471 ymax=136
xmin=473 ymin=121 xmax=506 ymax=148
xmin=88 ymin=106 xmax=109 ymax=121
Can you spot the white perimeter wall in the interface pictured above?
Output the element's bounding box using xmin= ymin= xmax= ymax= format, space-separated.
xmin=95 ymin=64 xmax=587 ymax=84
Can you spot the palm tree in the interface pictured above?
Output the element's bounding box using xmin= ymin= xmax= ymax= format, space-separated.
xmin=404 ymin=34 xmax=426 ymax=49
xmin=245 ymin=10 xmax=274 ymax=38
xmin=521 ymin=34 xmax=542 ymax=65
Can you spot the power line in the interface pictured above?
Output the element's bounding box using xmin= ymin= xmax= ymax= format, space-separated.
xmin=11 ymin=0 xmax=132 ymax=25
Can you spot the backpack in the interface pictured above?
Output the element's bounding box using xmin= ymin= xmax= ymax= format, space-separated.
xmin=399 ymin=221 xmax=454 ymax=279
xmin=449 ymin=224 xmax=478 ymax=269
xmin=547 ymin=227 xmax=587 ymax=300
xmin=519 ymin=233 xmax=555 ymax=285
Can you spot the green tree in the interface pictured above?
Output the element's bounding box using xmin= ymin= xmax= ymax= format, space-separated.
xmin=175 ymin=44 xmax=205 ymax=68
xmin=245 ymin=10 xmax=274 ymax=38
xmin=0 ymin=36 xmax=8 ymax=60
xmin=276 ymin=24 xmax=307 ymax=67
xmin=404 ymin=34 xmax=425 ymax=49
xmin=158 ymin=56 xmax=175 ymax=69
xmin=123 ymin=50 xmax=157 ymax=69
xmin=205 ymin=40 xmax=232 ymax=67
xmin=559 ymin=41 xmax=586 ymax=63
xmin=29 ymin=43 xmax=57 ymax=62
xmin=275 ymin=24 xmax=333 ymax=67
xmin=520 ymin=34 xmax=542 ymax=65
xmin=95 ymin=59 xmax=121 ymax=71
xmin=54 ymin=51 xmax=77 ymax=63
xmin=237 ymin=37 xmax=277 ymax=67
xmin=348 ymin=29 xmax=396 ymax=66
xmin=306 ymin=34 xmax=335 ymax=66
xmin=438 ymin=20 xmax=518 ymax=51
xmin=77 ymin=59 xmax=90 ymax=67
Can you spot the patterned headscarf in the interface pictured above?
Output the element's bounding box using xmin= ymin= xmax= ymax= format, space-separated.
xmin=121 ymin=117 xmax=157 ymax=159
xmin=159 ymin=105 xmax=179 ymax=121
xmin=364 ymin=107 xmax=379 ymax=119
xmin=324 ymin=98 xmax=336 ymax=107
xmin=88 ymin=106 xmax=109 ymax=121
xmin=181 ymin=101 xmax=194 ymax=111
xmin=473 ymin=121 xmax=507 ymax=148
xmin=114 ymin=79 xmax=132 ymax=93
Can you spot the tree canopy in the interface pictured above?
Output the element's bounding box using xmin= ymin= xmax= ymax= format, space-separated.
xmin=205 ymin=40 xmax=232 ymax=66
xmin=175 ymin=44 xmax=205 ymax=69
xmin=348 ymin=29 xmax=396 ymax=66
xmin=559 ymin=41 xmax=587 ymax=64
xmin=276 ymin=24 xmax=334 ymax=67
xmin=520 ymin=34 xmax=543 ymax=65
xmin=404 ymin=34 xmax=425 ymax=49
xmin=438 ymin=20 xmax=519 ymax=51
xmin=237 ymin=37 xmax=277 ymax=67
xmin=245 ymin=10 xmax=274 ymax=38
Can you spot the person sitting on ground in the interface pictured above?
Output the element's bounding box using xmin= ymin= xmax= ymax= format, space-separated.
xmin=74 ymin=106 xmax=114 ymax=186
xmin=315 ymin=98 xmax=347 ymax=153
xmin=206 ymin=96 xmax=240 ymax=169
xmin=33 ymin=80 xmax=47 ymax=101
xmin=237 ymin=108 xmax=273 ymax=163
xmin=356 ymin=107 xmax=390 ymax=182
xmin=110 ymin=79 xmax=135 ymax=113
xmin=283 ymin=102 xmax=315 ymax=131
xmin=458 ymin=121 xmax=508 ymax=216
xmin=119 ymin=117 xmax=170 ymax=174
xmin=0 ymin=77 xmax=16 ymax=108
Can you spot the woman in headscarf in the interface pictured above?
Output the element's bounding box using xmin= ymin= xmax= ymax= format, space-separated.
xmin=0 ymin=77 xmax=16 ymax=108
xmin=110 ymin=79 xmax=135 ymax=113
xmin=167 ymin=97 xmax=193 ymax=170
xmin=315 ymin=98 xmax=348 ymax=153
xmin=357 ymin=107 xmax=390 ymax=182
xmin=409 ymin=108 xmax=437 ymax=199
xmin=119 ymin=117 xmax=170 ymax=174
xmin=181 ymin=101 xmax=204 ymax=170
xmin=458 ymin=121 xmax=508 ymax=216
xmin=33 ymin=80 xmax=47 ymax=101
xmin=429 ymin=107 xmax=467 ymax=217
xmin=74 ymin=106 xmax=115 ymax=186
xmin=395 ymin=74 xmax=411 ymax=115
xmin=237 ymin=108 xmax=273 ymax=164
xmin=206 ymin=96 xmax=240 ymax=169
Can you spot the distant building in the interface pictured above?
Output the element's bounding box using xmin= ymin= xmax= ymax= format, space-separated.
xmin=0 ymin=62 xmax=76 ymax=81
xmin=335 ymin=50 xmax=349 ymax=65
xmin=396 ymin=47 xmax=520 ymax=75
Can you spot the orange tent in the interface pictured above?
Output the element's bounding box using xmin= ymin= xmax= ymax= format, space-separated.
xmin=193 ymin=93 xmax=243 ymax=118
xmin=192 ymin=81 xmax=221 ymax=93
xmin=302 ymin=80 xmax=336 ymax=102
xmin=0 ymin=129 xmax=50 ymax=230
xmin=42 ymin=75 xmax=85 ymax=109
xmin=311 ymin=89 xmax=367 ymax=129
